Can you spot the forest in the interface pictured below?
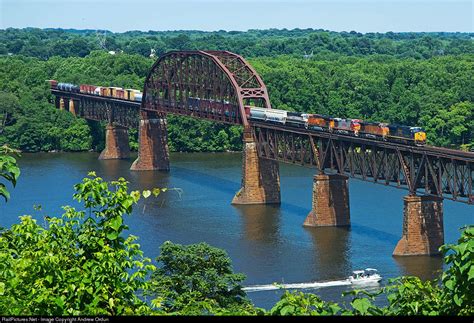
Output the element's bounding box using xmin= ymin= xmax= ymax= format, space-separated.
xmin=0 ymin=28 xmax=473 ymax=152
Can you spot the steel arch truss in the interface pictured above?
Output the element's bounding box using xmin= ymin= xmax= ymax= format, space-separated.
xmin=253 ymin=124 xmax=474 ymax=204
xmin=142 ymin=51 xmax=271 ymax=127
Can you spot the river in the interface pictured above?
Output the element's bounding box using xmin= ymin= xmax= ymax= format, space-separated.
xmin=2 ymin=152 xmax=472 ymax=309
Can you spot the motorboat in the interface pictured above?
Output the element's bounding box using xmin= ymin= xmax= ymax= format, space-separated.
xmin=349 ymin=268 xmax=382 ymax=284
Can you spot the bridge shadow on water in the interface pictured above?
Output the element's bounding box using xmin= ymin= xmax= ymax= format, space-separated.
xmin=169 ymin=165 xmax=400 ymax=246
xmin=170 ymin=165 xmax=239 ymax=195
xmin=349 ymin=223 xmax=400 ymax=245
xmin=170 ymin=165 xmax=313 ymax=214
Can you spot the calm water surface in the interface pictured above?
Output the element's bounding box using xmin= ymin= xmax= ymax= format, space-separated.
xmin=2 ymin=152 xmax=473 ymax=309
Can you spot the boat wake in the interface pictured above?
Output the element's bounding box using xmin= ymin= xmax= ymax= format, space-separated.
xmin=244 ymin=269 xmax=382 ymax=293
xmin=243 ymin=279 xmax=352 ymax=292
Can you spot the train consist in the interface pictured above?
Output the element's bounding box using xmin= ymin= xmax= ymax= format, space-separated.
xmin=49 ymin=80 xmax=143 ymax=102
xmin=49 ymin=80 xmax=427 ymax=146
xmin=247 ymin=107 xmax=426 ymax=146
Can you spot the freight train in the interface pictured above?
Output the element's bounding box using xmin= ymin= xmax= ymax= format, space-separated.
xmin=246 ymin=107 xmax=426 ymax=146
xmin=48 ymin=80 xmax=143 ymax=102
xmin=49 ymin=80 xmax=427 ymax=146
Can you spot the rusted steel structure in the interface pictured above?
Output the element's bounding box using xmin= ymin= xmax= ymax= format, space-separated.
xmin=252 ymin=122 xmax=473 ymax=205
xmin=49 ymin=50 xmax=474 ymax=205
xmin=141 ymin=50 xmax=271 ymax=128
xmin=131 ymin=50 xmax=275 ymax=173
xmin=51 ymin=90 xmax=140 ymax=128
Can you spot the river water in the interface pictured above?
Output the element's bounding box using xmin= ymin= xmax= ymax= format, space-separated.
xmin=2 ymin=152 xmax=473 ymax=309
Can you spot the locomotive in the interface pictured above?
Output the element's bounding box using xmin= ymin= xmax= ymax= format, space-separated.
xmin=49 ymin=80 xmax=427 ymax=146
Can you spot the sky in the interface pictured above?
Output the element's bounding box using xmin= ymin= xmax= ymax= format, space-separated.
xmin=1 ymin=0 xmax=473 ymax=33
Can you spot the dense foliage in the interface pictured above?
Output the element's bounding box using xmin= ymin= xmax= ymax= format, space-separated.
xmin=0 ymin=145 xmax=20 ymax=202
xmin=1 ymin=28 xmax=473 ymax=60
xmin=0 ymin=173 xmax=157 ymax=315
xmin=148 ymin=242 xmax=260 ymax=315
xmin=0 ymin=168 xmax=472 ymax=316
xmin=0 ymin=28 xmax=472 ymax=152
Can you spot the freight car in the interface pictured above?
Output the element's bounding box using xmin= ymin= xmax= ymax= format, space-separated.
xmin=286 ymin=112 xmax=308 ymax=128
xmin=57 ymin=83 xmax=80 ymax=93
xmin=49 ymin=80 xmax=144 ymax=102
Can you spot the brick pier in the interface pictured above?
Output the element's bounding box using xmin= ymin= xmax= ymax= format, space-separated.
xmin=98 ymin=124 xmax=130 ymax=160
xmin=130 ymin=112 xmax=170 ymax=171
xmin=232 ymin=131 xmax=280 ymax=204
xmin=393 ymin=195 xmax=444 ymax=256
xmin=304 ymin=174 xmax=350 ymax=227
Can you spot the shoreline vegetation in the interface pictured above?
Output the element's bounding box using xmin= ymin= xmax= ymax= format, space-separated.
xmin=0 ymin=153 xmax=472 ymax=315
xmin=0 ymin=28 xmax=472 ymax=153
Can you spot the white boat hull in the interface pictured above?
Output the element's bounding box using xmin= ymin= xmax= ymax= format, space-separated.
xmin=349 ymin=275 xmax=382 ymax=285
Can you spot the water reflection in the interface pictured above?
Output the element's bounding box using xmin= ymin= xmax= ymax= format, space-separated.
xmin=394 ymin=255 xmax=444 ymax=281
xmin=234 ymin=204 xmax=281 ymax=243
xmin=304 ymin=226 xmax=352 ymax=279
xmin=98 ymin=158 xmax=123 ymax=178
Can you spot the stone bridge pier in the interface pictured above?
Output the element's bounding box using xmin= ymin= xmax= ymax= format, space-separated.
xmin=232 ymin=129 xmax=280 ymax=205
xmin=393 ymin=195 xmax=444 ymax=256
xmin=98 ymin=124 xmax=130 ymax=160
xmin=303 ymin=173 xmax=350 ymax=227
xmin=130 ymin=111 xmax=170 ymax=171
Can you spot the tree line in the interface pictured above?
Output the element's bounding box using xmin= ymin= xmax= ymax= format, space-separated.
xmin=1 ymin=28 xmax=473 ymax=60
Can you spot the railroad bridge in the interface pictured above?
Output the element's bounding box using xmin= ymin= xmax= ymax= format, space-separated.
xmin=51 ymin=50 xmax=474 ymax=257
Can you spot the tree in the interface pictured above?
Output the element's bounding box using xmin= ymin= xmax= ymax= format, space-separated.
xmin=0 ymin=92 xmax=20 ymax=135
xmin=0 ymin=145 xmax=20 ymax=202
xmin=0 ymin=173 xmax=157 ymax=315
xmin=269 ymin=291 xmax=342 ymax=316
xmin=439 ymin=226 xmax=474 ymax=315
xmin=148 ymin=242 xmax=258 ymax=315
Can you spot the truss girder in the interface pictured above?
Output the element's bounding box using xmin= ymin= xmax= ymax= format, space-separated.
xmin=253 ymin=124 xmax=474 ymax=204
xmin=51 ymin=90 xmax=140 ymax=128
